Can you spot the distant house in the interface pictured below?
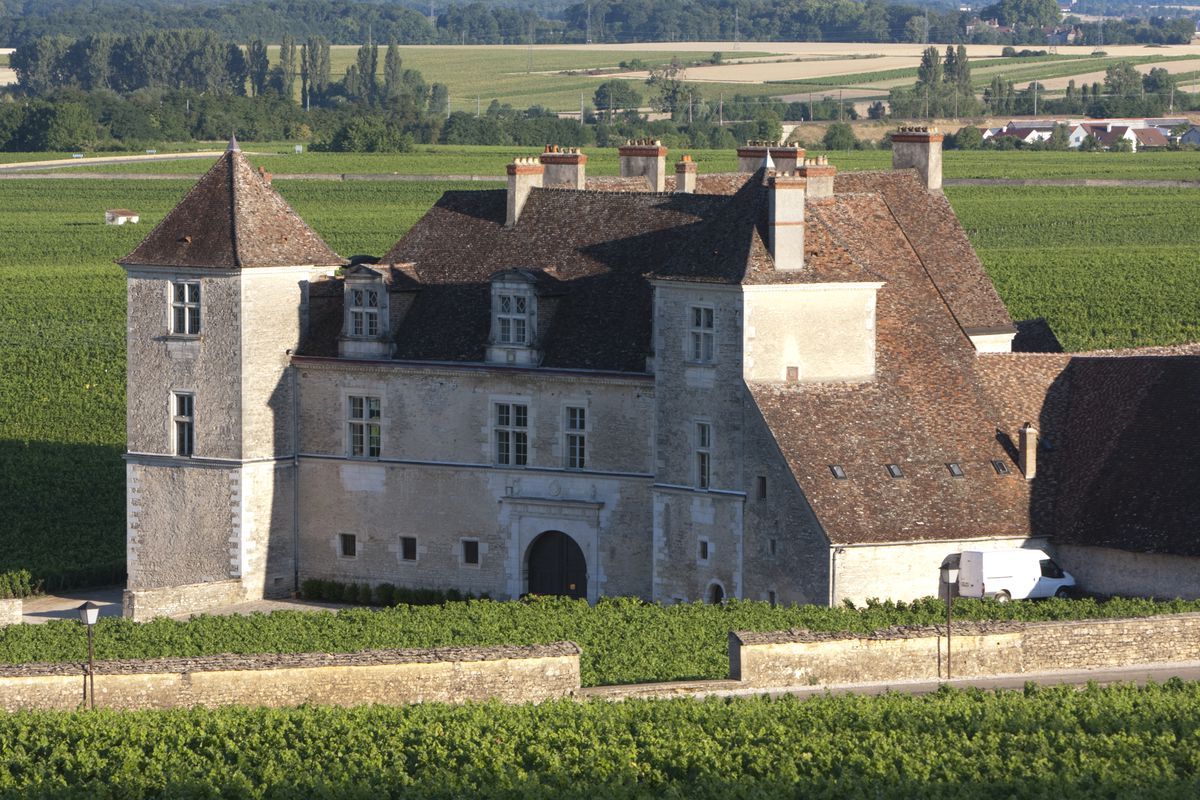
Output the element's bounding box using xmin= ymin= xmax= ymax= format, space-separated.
xmin=105 ymin=209 xmax=140 ymax=225
xmin=1131 ymin=128 xmax=1169 ymax=150
xmin=1179 ymin=125 xmax=1200 ymax=147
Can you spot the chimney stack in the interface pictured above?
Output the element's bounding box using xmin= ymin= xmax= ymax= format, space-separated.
xmin=539 ymin=145 xmax=587 ymax=190
xmin=618 ymin=139 xmax=668 ymax=192
xmin=891 ymin=126 xmax=943 ymax=194
xmin=796 ymin=156 xmax=835 ymax=199
xmin=1018 ymin=422 xmax=1038 ymax=480
xmin=506 ymin=157 xmax=544 ymax=227
xmin=768 ymin=172 xmax=806 ymax=272
xmin=737 ymin=141 xmax=804 ymax=174
xmin=674 ymin=155 xmax=697 ymax=193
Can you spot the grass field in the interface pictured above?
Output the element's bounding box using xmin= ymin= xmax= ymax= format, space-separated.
xmin=0 ymin=150 xmax=1197 ymax=589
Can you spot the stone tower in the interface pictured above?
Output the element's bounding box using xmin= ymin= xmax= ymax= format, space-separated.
xmin=118 ymin=139 xmax=344 ymax=620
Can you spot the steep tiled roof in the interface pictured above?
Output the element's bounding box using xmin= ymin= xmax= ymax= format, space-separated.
xmin=977 ymin=349 xmax=1200 ymax=557
xmin=835 ymin=171 xmax=1015 ymax=336
xmin=121 ymin=149 xmax=343 ymax=269
xmin=750 ymin=187 xmax=1031 ymax=545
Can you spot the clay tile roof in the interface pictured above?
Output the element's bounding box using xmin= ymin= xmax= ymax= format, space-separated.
xmin=120 ymin=150 xmax=343 ymax=269
xmin=1133 ymin=128 xmax=1169 ymax=147
xmin=834 ymin=170 xmax=1015 ymax=337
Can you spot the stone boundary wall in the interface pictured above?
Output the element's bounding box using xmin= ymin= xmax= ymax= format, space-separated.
xmin=0 ymin=599 xmax=20 ymax=627
xmin=0 ymin=643 xmax=580 ymax=712
xmin=123 ymin=580 xmax=245 ymax=622
xmin=730 ymin=613 xmax=1200 ymax=687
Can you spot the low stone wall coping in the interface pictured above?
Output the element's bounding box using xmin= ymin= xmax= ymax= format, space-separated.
xmin=0 ymin=642 xmax=581 ymax=678
xmin=732 ymin=612 xmax=1200 ymax=646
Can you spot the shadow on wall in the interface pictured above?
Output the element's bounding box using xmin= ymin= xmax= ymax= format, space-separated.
xmin=0 ymin=440 xmax=126 ymax=591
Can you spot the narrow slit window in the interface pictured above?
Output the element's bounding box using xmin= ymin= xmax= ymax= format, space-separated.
xmin=756 ymin=475 xmax=767 ymax=500
xmin=699 ymin=540 xmax=710 ymax=561
xmin=695 ymin=421 xmax=712 ymax=489
xmin=172 ymin=392 xmax=194 ymax=456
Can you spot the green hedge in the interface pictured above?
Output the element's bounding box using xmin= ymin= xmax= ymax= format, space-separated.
xmin=0 ymin=570 xmax=38 ymax=600
xmin=299 ymin=578 xmax=488 ymax=606
xmin=3 ymin=595 xmax=1200 ymax=687
xmin=2 ymin=682 xmax=1199 ymax=798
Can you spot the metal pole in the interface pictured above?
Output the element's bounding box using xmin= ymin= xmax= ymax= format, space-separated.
xmin=87 ymin=623 xmax=95 ymax=710
xmin=946 ymin=582 xmax=952 ymax=680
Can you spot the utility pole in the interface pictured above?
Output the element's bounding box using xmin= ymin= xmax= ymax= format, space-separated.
xmin=719 ymin=93 xmax=723 ymax=126
xmin=924 ymin=8 xmax=929 ymax=44
xmin=527 ymin=19 xmax=534 ymax=74
xmin=734 ymin=7 xmax=740 ymax=51
xmin=581 ymin=91 xmax=585 ymax=123
xmin=1034 ymin=82 xmax=1038 ymax=116
xmin=586 ymin=3 xmax=592 ymax=44
xmin=476 ymin=95 xmax=480 ymax=116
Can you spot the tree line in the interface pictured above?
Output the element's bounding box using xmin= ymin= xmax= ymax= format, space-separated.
xmin=5 ymin=0 xmax=1194 ymax=47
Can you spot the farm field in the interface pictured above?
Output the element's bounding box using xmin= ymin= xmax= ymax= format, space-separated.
xmin=0 ymin=152 xmax=1197 ymax=591
xmin=18 ymin=146 xmax=1200 ymax=181
xmin=2 ymin=683 xmax=1199 ymax=798
xmin=2 ymin=595 xmax=1199 ymax=683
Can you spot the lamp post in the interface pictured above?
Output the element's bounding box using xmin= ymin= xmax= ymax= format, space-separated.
xmin=939 ymin=556 xmax=958 ymax=681
xmin=77 ymin=601 xmax=99 ymax=710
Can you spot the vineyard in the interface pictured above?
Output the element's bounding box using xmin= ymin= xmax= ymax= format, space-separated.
xmin=1 ymin=682 xmax=1198 ymax=798
xmin=2 ymin=596 xmax=1199 ymax=686
xmin=0 ymin=159 xmax=1198 ymax=590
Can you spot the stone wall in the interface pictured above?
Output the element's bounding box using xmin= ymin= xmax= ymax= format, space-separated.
xmin=730 ymin=613 xmax=1200 ymax=687
xmin=0 ymin=599 xmax=20 ymax=627
xmin=0 ymin=643 xmax=580 ymax=712
xmin=1056 ymin=545 xmax=1200 ymax=600
xmin=123 ymin=579 xmax=245 ymax=622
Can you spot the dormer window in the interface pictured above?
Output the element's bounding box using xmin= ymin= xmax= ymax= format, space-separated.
xmin=496 ymin=291 xmax=532 ymax=345
xmin=350 ymin=288 xmax=380 ymax=337
xmin=339 ymin=264 xmax=391 ymax=359
xmin=487 ymin=269 xmax=548 ymax=366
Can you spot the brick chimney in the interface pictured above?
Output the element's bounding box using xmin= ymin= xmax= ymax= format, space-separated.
xmin=539 ymin=145 xmax=587 ymax=190
xmin=768 ymin=172 xmax=806 ymax=272
xmin=891 ymin=126 xmax=943 ymax=193
xmin=796 ymin=156 xmax=835 ymax=199
xmin=675 ymin=155 xmax=697 ymax=193
xmin=1019 ymin=422 xmax=1038 ymax=480
xmin=737 ymin=141 xmax=804 ymax=174
xmin=618 ymin=139 xmax=668 ymax=192
xmin=506 ymin=157 xmax=544 ymax=226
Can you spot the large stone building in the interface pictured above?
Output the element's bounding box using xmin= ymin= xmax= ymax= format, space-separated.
xmin=119 ymin=133 xmax=1200 ymax=620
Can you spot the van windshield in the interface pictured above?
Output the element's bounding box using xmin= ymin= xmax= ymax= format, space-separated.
xmin=1039 ymin=559 xmax=1064 ymax=579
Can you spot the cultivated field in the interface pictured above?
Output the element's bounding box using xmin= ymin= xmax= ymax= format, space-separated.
xmin=1 ymin=148 xmax=1198 ymax=589
xmin=1 ymin=683 xmax=1198 ymax=797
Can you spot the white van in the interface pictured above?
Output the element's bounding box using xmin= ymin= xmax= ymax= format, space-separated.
xmin=957 ymin=549 xmax=1075 ymax=602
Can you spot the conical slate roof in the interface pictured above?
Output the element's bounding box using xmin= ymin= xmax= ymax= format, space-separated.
xmin=120 ymin=147 xmax=343 ymax=269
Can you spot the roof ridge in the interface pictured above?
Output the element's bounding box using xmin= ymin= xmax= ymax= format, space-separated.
xmin=228 ymin=151 xmax=241 ymax=269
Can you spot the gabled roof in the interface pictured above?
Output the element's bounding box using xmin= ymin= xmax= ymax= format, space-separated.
xmin=120 ymin=148 xmax=343 ymax=270
xmin=1132 ymin=128 xmax=1169 ymax=147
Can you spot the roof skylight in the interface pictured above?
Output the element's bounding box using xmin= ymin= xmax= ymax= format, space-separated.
xmin=947 ymin=463 xmax=964 ymax=477
xmin=830 ymin=465 xmax=847 ymax=480
xmin=992 ymin=460 xmax=1010 ymax=475
xmin=886 ymin=464 xmax=904 ymax=479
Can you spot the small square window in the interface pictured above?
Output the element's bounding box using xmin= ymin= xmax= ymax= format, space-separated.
xmin=400 ymin=536 xmax=417 ymax=561
xmin=886 ymin=464 xmax=904 ymax=479
xmin=756 ymin=475 xmax=767 ymax=500
xmin=698 ymin=540 xmax=710 ymax=561
xmin=947 ymin=463 xmax=964 ymax=478
xmin=462 ymin=539 xmax=480 ymax=565
xmin=992 ymin=459 xmax=1010 ymax=475
xmin=830 ymin=465 xmax=847 ymax=480
xmin=339 ymin=533 xmax=358 ymax=559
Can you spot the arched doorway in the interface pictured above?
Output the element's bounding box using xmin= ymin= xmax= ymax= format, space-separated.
xmin=527 ymin=531 xmax=587 ymax=599
xmin=708 ymin=582 xmax=725 ymax=604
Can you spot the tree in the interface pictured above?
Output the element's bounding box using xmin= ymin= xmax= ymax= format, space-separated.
xmin=355 ymin=37 xmax=379 ymax=103
xmin=593 ymin=80 xmax=642 ymax=120
xmin=384 ymin=40 xmax=402 ymax=99
xmin=247 ymin=40 xmax=269 ymax=97
xmin=646 ymin=58 xmax=687 ymax=116
xmin=867 ymin=101 xmax=886 ymax=120
xmin=950 ymin=126 xmax=983 ymax=149
xmin=823 ymin=122 xmax=856 ymax=151
xmin=980 ymin=0 xmax=1060 ymax=28
xmin=1104 ymin=61 xmax=1141 ymax=98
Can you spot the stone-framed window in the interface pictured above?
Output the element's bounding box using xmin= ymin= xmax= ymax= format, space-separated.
xmin=698 ymin=538 xmax=711 ymax=564
xmin=564 ymin=406 xmax=586 ymax=469
xmin=400 ymin=536 xmax=417 ymax=562
xmin=347 ymin=395 xmax=382 ymax=459
xmin=494 ymin=402 xmax=528 ymax=466
xmin=494 ymin=290 xmax=533 ymax=346
xmin=172 ymin=392 xmax=194 ymax=456
xmin=694 ymin=420 xmax=712 ymax=489
xmin=348 ymin=287 xmax=380 ymax=337
xmin=339 ymin=533 xmax=358 ymax=559
xmin=461 ymin=538 xmax=481 ymax=567
xmin=688 ymin=305 xmax=715 ymax=363
xmin=170 ymin=281 xmax=201 ymax=336
xmin=756 ymin=475 xmax=767 ymax=500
